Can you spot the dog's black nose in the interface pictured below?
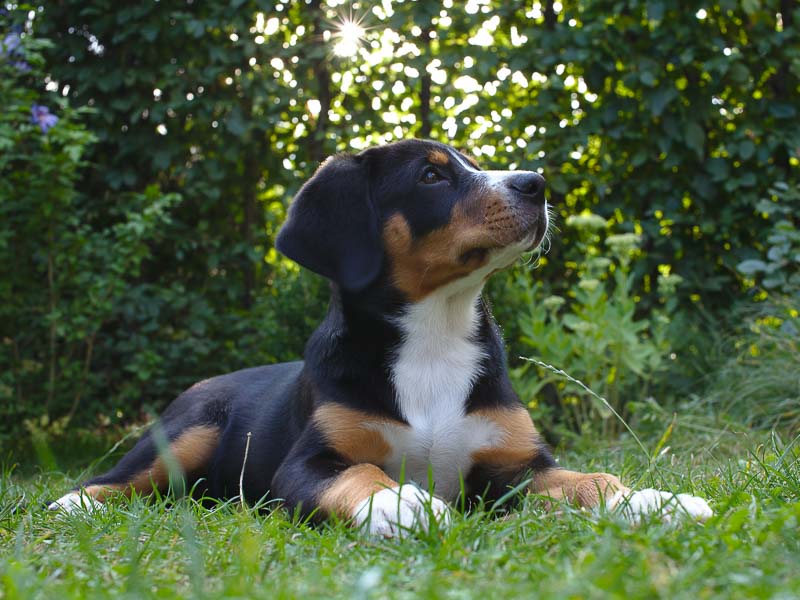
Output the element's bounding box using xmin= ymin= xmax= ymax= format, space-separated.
xmin=508 ymin=172 xmax=546 ymax=204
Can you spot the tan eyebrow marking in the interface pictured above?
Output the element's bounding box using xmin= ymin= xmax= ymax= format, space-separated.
xmin=428 ymin=149 xmax=450 ymax=166
xmin=459 ymin=151 xmax=480 ymax=170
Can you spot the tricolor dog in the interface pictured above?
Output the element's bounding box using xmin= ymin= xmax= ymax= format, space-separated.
xmin=50 ymin=139 xmax=712 ymax=535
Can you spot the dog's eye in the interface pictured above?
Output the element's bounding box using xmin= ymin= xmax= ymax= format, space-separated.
xmin=420 ymin=167 xmax=443 ymax=185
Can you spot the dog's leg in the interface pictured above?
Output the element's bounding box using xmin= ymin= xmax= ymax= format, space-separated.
xmin=470 ymin=406 xmax=712 ymax=522
xmin=272 ymin=430 xmax=449 ymax=537
xmin=531 ymin=468 xmax=713 ymax=522
xmin=531 ymin=468 xmax=628 ymax=507
xmin=49 ymin=423 xmax=220 ymax=513
xmin=319 ymin=463 xmax=450 ymax=537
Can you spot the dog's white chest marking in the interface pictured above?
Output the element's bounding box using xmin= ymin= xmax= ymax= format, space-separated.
xmin=386 ymin=289 xmax=501 ymax=499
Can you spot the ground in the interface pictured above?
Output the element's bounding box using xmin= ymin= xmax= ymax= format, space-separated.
xmin=1 ymin=419 xmax=798 ymax=599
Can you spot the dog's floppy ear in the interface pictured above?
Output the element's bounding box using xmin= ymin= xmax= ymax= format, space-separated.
xmin=276 ymin=153 xmax=382 ymax=292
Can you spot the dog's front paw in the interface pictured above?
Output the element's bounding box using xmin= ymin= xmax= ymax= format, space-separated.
xmin=353 ymin=485 xmax=450 ymax=538
xmin=47 ymin=491 xmax=103 ymax=514
xmin=610 ymin=488 xmax=713 ymax=523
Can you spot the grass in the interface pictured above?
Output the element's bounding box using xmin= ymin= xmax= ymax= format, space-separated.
xmin=2 ymin=416 xmax=799 ymax=600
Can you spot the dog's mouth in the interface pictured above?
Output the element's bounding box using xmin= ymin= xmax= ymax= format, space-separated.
xmin=516 ymin=203 xmax=550 ymax=253
xmin=525 ymin=222 xmax=547 ymax=250
xmin=458 ymin=247 xmax=490 ymax=265
xmin=457 ymin=216 xmax=547 ymax=266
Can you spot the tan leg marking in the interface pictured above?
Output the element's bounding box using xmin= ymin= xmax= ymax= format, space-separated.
xmin=470 ymin=406 xmax=543 ymax=471
xmin=82 ymin=425 xmax=220 ymax=501
xmin=318 ymin=464 xmax=398 ymax=519
xmin=81 ymin=483 xmax=126 ymax=502
xmin=469 ymin=408 xmax=630 ymax=509
xmin=313 ymin=404 xmax=399 ymax=465
xmin=531 ymin=469 xmax=631 ymax=509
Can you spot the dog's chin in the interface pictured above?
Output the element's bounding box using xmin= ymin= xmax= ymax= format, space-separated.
xmin=481 ymin=232 xmax=543 ymax=274
xmin=524 ymin=226 xmax=546 ymax=251
xmin=512 ymin=224 xmax=546 ymax=255
xmin=523 ymin=204 xmax=550 ymax=251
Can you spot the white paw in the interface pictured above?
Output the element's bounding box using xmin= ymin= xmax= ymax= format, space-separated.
xmin=353 ymin=485 xmax=451 ymax=538
xmin=47 ymin=491 xmax=103 ymax=514
xmin=611 ymin=488 xmax=713 ymax=523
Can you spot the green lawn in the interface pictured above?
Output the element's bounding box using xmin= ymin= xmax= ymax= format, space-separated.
xmin=2 ymin=420 xmax=799 ymax=599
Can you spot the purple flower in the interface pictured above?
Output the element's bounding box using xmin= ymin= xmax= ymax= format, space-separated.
xmin=31 ymin=105 xmax=59 ymax=133
xmin=1 ymin=32 xmax=21 ymax=56
xmin=2 ymin=28 xmax=30 ymax=71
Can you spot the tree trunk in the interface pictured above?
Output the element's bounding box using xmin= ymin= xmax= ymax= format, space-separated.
xmin=419 ymin=27 xmax=433 ymax=138
xmin=309 ymin=0 xmax=332 ymax=163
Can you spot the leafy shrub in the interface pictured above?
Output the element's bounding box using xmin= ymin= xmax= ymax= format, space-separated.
xmin=1 ymin=2 xmax=798 ymax=439
xmin=709 ymin=181 xmax=800 ymax=432
xmin=737 ymin=182 xmax=800 ymax=295
xmin=0 ymin=22 xmax=181 ymax=437
xmin=509 ymin=213 xmax=677 ymax=436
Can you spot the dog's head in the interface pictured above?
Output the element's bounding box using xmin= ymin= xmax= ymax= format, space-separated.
xmin=276 ymin=139 xmax=548 ymax=301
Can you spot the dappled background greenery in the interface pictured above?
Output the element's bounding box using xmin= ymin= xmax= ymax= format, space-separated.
xmin=1 ymin=0 xmax=798 ymax=447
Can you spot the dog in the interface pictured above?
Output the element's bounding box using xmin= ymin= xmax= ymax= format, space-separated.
xmin=49 ymin=139 xmax=712 ymax=535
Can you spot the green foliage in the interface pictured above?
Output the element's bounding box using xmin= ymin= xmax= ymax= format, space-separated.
xmin=0 ymin=22 xmax=181 ymax=430
xmin=1 ymin=1 xmax=798 ymax=433
xmin=510 ymin=214 xmax=672 ymax=435
xmin=737 ymin=182 xmax=800 ymax=294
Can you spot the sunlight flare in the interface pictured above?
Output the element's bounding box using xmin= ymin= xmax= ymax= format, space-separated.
xmin=332 ymin=18 xmax=365 ymax=57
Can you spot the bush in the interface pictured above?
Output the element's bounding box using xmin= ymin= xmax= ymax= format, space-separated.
xmin=1 ymin=2 xmax=798 ymax=438
xmin=0 ymin=21 xmax=181 ymax=436
xmin=508 ymin=213 xmax=677 ymax=436
xmin=737 ymin=182 xmax=800 ymax=295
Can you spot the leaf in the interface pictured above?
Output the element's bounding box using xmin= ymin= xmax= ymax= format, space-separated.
xmin=550 ymin=177 xmax=569 ymax=195
xmin=739 ymin=140 xmax=755 ymax=160
xmin=766 ymin=245 xmax=787 ymax=261
xmin=736 ymin=259 xmax=767 ymax=275
xmin=769 ymin=103 xmax=797 ymax=119
xmin=762 ymin=275 xmax=786 ymax=289
xmin=706 ymin=158 xmax=729 ymax=181
xmin=646 ymin=0 xmax=665 ymax=22
xmin=684 ymin=121 xmax=705 ymax=158
xmin=95 ymin=71 xmax=122 ymax=92
xmin=225 ymin=107 xmax=247 ymax=136
xmin=739 ymin=172 xmax=756 ymax=187
xmin=742 ymin=0 xmax=759 ymax=15
xmin=729 ymin=63 xmax=749 ymax=83
xmin=661 ymin=114 xmax=679 ymax=139
xmin=649 ymin=86 xmax=677 ymax=117
xmin=142 ymin=24 xmax=159 ymax=43
xmin=639 ymin=70 xmax=657 ymax=87
xmin=755 ymin=198 xmax=779 ymax=215
xmin=562 ymin=314 xmax=596 ymax=334
xmin=186 ymin=20 xmax=205 ymax=38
